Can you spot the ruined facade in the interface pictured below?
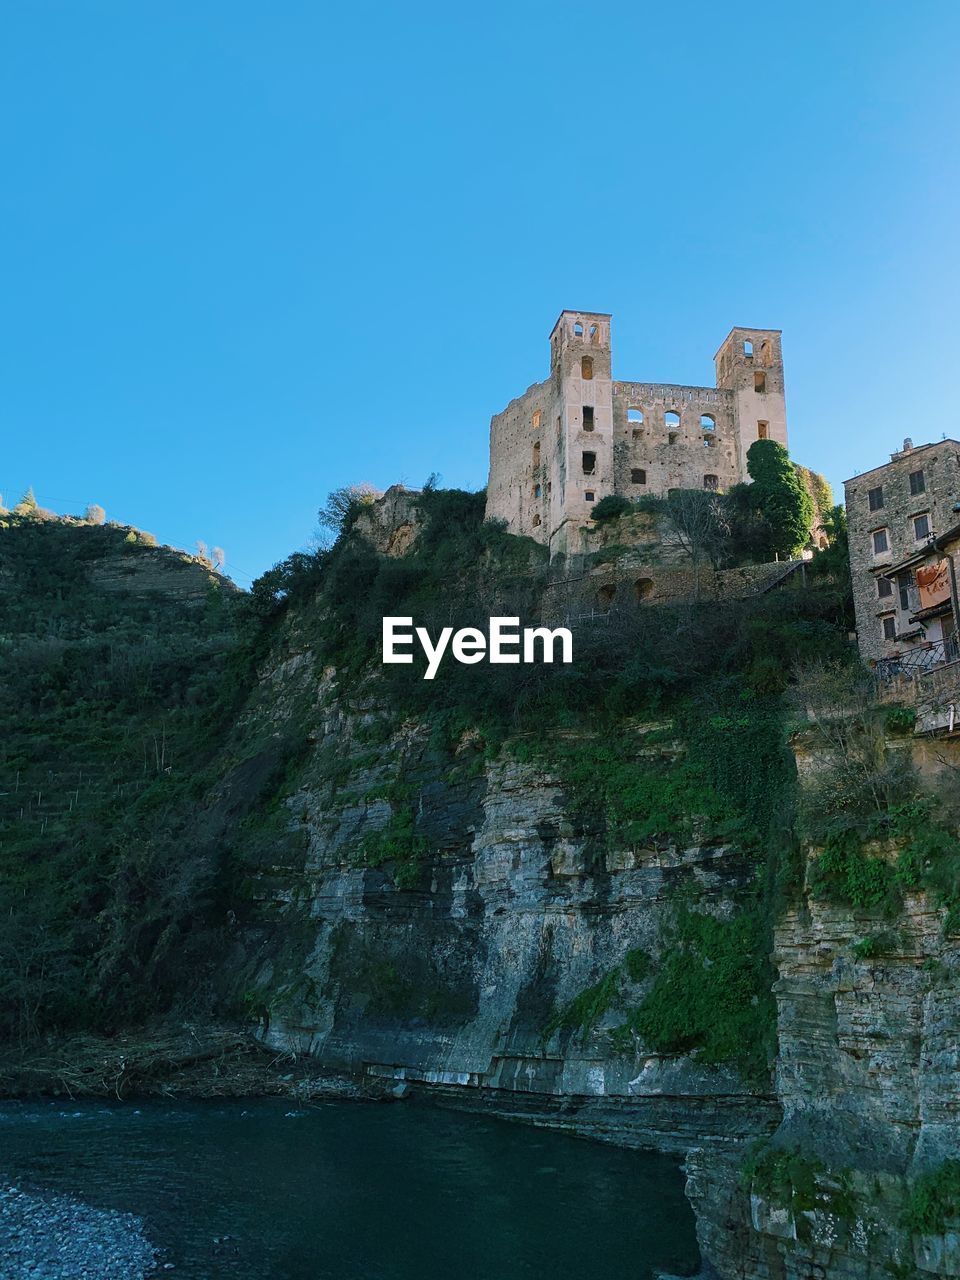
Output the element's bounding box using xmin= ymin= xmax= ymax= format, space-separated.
xmin=845 ymin=438 xmax=960 ymax=665
xmin=485 ymin=311 xmax=788 ymax=556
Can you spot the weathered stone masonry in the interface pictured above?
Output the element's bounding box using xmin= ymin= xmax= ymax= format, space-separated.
xmin=485 ymin=310 xmax=788 ymax=557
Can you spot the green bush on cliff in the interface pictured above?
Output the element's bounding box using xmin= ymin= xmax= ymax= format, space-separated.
xmin=903 ymin=1160 xmax=960 ymax=1235
xmin=614 ymin=907 xmax=776 ymax=1081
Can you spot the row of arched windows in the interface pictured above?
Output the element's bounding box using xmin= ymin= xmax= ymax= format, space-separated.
xmin=626 ymin=408 xmax=716 ymax=430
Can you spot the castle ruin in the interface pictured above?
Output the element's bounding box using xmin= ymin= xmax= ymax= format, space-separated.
xmin=485 ymin=311 xmax=788 ymax=556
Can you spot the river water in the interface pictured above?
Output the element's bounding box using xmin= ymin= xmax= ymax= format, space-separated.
xmin=0 ymin=1098 xmax=700 ymax=1278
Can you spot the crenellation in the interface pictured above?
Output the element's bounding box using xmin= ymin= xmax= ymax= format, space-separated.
xmin=486 ymin=311 xmax=787 ymax=556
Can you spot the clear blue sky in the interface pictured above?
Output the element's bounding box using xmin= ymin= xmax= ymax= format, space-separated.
xmin=2 ymin=2 xmax=959 ymax=585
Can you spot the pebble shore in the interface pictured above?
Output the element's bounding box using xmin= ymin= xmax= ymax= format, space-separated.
xmin=0 ymin=1185 xmax=157 ymax=1279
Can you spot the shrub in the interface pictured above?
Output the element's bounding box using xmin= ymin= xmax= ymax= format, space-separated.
xmin=903 ymin=1160 xmax=960 ymax=1235
xmin=591 ymin=494 xmax=632 ymax=522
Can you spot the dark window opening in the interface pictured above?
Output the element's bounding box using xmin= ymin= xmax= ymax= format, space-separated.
xmin=631 ymin=468 xmax=646 ymax=484
xmin=873 ymin=529 xmax=889 ymax=555
xmin=881 ymin=615 xmax=897 ymax=641
xmin=754 ymin=371 xmax=766 ymax=392
xmin=582 ymin=451 xmax=596 ymax=475
xmin=868 ymin=486 xmax=884 ymax=512
xmin=581 ymin=357 xmax=593 ymax=380
xmin=632 ymin=428 xmax=643 ymax=441
xmin=704 ymin=474 xmax=719 ymax=491
xmin=582 ymin=406 xmax=595 ymax=431
xmin=533 ymin=484 xmax=541 ymax=498
xmin=533 ymin=441 xmax=541 ymax=467
xmin=876 ymin=577 xmax=893 ymax=599
xmin=634 ymin=577 xmax=654 ymax=601
xmin=757 ymin=421 xmax=769 ymax=440
xmin=585 ymin=490 xmax=595 ymax=502
xmin=899 ymin=580 xmax=911 ymax=611
xmin=914 ymin=513 xmax=930 ymax=540
xmin=532 ymin=514 xmax=541 ymax=527
xmin=909 ymin=469 xmax=926 ymax=495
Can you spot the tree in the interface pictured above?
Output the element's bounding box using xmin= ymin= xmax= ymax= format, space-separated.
xmin=13 ymin=487 xmax=38 ymax=516
xmin=85 ymin=504 xmax=106 ymax=525
xmin=745 ymin=440 xmax=814 ymax=559
xmin=666 ymin=488 xmax=731 ymax=573
xmin=317 ymin=484 xmax=381 ymax=543
xmin=212 ymin=547 xmax=226 ymax=572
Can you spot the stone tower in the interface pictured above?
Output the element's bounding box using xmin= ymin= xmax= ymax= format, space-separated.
xmin=548 ymin=311 xmax=614 ymax=555
xmin=714 ymin=328 xmax=787 ymax=478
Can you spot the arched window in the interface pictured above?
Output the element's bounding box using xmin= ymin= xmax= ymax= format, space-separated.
xmin=665 ymin=411 xmax=681 ymax=427
xmin=743 ymin=339 xmax=753 ymax=357
xmin=589 ymin=324 xmax=599 ymax=344
xmin=634 ymin=577 xmax=654 ymax=601
xmin=532 ymin=514 xmax=542 ymax=527
xmin=532 ymin=409 xmax=542 ymax=430
xmin=581 ymin=356 xmax=593 ymax=380
xmin=574 ymin=321 xmax=584 ymax=337
xmin=700 ymin=414 xmax=715 ymax=431
xmin=533 ymin=441 xmax=541 ymax=467
xmin=627 ymin=408 xmax=644 ymax=425
xmin=759 ymin=340 xmax=770 ymax=364
xmin=597 ymin=583 xmax=616 ymax=607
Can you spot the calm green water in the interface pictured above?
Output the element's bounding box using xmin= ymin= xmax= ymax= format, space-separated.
xmin=0 ymin=1098 xmax=700 ymax=1278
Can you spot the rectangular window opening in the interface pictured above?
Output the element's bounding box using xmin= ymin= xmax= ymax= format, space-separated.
xmin=631 ymin=468 xmax=646 ymax=485
xmin=873 ymin=529 xmax=889 ymax=555
xmin=909 ymin=469 xmax=926 ymax=496
xmin=881 ymin=615 xmax=897 ymax=641
xmin=582 ymin=406 xmax=595 ymax=431
xmin=754 ymin=371 xmax=766 ymax=393
xmin=914 ymin=513 xmax=930 ymax=540
xmin=868 ymin=486 xmax=884 ymax=512
xmin=582 ymin=451 xmax=596 ymax=475
xmin=757 ymin=421 xmax=769 ymax=440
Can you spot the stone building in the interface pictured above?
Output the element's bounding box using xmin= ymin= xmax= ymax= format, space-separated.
xmin=485 ymin=311 xmax=788 ymax=556
xmin=845 ymin=438 xmax=960 ymax=666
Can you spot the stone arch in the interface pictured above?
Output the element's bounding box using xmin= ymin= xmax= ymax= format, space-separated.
xmin=634 ymin=577 xmax=654 ymax=602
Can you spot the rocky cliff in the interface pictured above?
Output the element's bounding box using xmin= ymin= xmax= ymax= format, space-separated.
xmin=3 ymin=494 xmax=958 ymax=1280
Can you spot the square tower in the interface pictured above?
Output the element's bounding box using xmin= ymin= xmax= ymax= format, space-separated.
xmin=715 ymin=328 xmax=787 ymax=477
xmin=547 ymin=310 xmax=614 ymax=555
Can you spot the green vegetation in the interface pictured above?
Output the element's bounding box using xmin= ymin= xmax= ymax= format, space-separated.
xmin=731 ymin=439 xmax=816 ymax=561
xmin=543 ymin=969 xmax=622 ymax=1041
xmin=741 ymin=1140 xmax=854 ymax=1218
xmin=902 ymin=1160 xmax=960 ymax=1235
xmin=613 ymin=908 xmax=776 ymax=1081
xmin=0 ymin=515 xmax=247 ymax=1042
xmin=590 ymin=494 xmax=634 ymax=522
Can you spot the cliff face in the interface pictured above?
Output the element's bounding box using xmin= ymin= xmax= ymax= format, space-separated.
xmin=687 ymin=735 xmax=960 ymax=1280
xmin=233 ymin=646 xmax=775 ymax=1152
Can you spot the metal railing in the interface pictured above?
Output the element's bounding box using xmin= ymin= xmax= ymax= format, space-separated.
xmin=875 ymin=635 xmax=960 ymax=682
